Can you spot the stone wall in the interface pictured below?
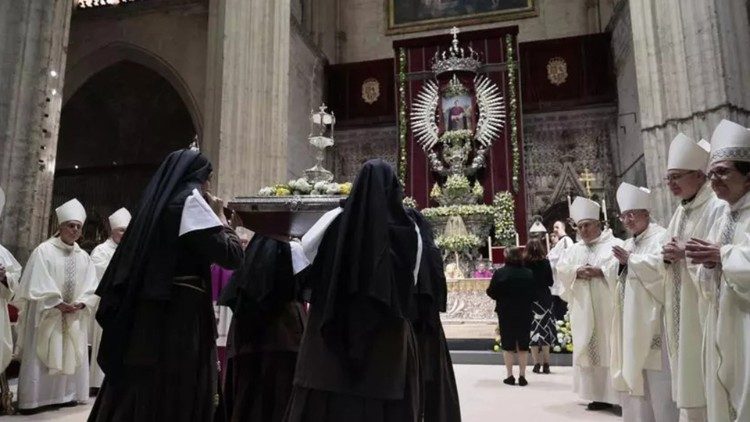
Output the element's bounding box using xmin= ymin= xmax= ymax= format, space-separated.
xmin=64 ymin=2 xmax=208 ymax=136
xmin=331 ymin=125 xmax=399 ymax=184
xmin=629 ymin=0 xmax=750 ymax=223
xmin=608 ymin=0 xmax=645 ymax=188
xmin=288 ymin=18 xmax=327 ymax=180
xmin=523 ymin=107 xmax=618 ymax=223
xmin=339 ymin=0 xmax=616 ymax=63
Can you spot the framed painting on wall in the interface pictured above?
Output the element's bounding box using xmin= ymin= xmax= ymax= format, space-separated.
xmin=386 ymin=0 xmax=536 ymax=35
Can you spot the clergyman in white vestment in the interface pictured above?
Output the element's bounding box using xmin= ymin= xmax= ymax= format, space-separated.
xmin=557 ymin=197 xmax=622 ymax=411
xmin=15 ymin=199 xmax=98 ymax=411
xmin=0 ymin=187 xmax=22 ymax=375
xmin=89 ymin=207 xmax=131 ymax=390
xmin=687 ymin=119 xmax=750 ymax=422
xmin=610 ymin=183 xmax=678 ymax=422
xmin=660 ymin=133 xmax=724 ymax=422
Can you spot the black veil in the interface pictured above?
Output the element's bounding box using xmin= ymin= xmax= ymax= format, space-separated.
xmin=405 ymin=207 xmax=447 ymax=313
xmin=95 ymin=148 xmax=212 ymax=378
xmin=318 ymin=159 xmax=417 ymax=368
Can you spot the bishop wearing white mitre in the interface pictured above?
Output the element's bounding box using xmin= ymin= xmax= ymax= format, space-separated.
xmin=660 ymin=133 xmax=724 ymax=422
xmin=89 ymin=207 xmax=131 ymax=390
xmin=687 ymin=119 xmax=750 ymax=422
xmin=557 ymin=196 xmax=623 ymax=411
xmin=0 ymin=187 xmax=22 ymax=376
xmin=609 ymin=183 xmax=678 ymax=422
xmin=15 ymin=199 xmax=98 ymax=411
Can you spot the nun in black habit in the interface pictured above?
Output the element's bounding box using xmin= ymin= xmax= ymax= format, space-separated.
xmin=89 ymin=148 xmax=244 ymax=422
xmin=405 ymin=208 xmax=462 ymax=422
xmin=283 ymin=159 xmax=422 ymax=422
xmin=218 ymin=234 xmax=308 ymax=422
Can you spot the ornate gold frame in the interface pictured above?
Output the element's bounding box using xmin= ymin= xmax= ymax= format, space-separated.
xmin=386 ymin=0 xmax=536 ymax=35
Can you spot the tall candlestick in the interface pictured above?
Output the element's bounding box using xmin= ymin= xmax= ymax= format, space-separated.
xmin=515 ymin=231 xmax=520 ymax=247
xmin=487 ymin=236 xmax=492 ymax=257
xmin=601 ymin=198 xmax=607 ymax=224
xmin=545 ymin=233 xmax=550 ymax=252
xmin=567 ymin=195 xmax=572 ymax=208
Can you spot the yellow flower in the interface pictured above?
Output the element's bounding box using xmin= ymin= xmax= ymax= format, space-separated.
xmin=275 ymin=187 xmax=291 ymax=196
xmin=493 ymin=345 xmax=500 ymax=352
xmin=565 ymin=344 xmax=574 ymax=352
xmin=339 ymin=182 xmax=352 ymax=195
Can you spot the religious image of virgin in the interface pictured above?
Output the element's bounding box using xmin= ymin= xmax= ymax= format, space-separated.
xmin=88 ymin=148 xmax=244 ymax=422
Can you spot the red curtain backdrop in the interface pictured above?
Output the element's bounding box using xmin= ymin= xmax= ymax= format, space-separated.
xmin=393 ymin=26 xmax=527 ymax=239
xmin=519 ymin=33 xmax=616 ymax=112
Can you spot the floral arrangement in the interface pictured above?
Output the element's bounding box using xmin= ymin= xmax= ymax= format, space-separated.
xmin=402 ymin=196 xmax=418 ymax=209
xmin=435 ymin=233 xmax=482 ymax=253
xmin=430 ymin=183 xmax=443 ymax=200
xmin=493 ymin=191 xmax=516 ymax=247
xmin=258 ymin=178 xmax=352 ymax=197
xmin=421 ymin=204 xmax=495 ymax=219
xmin=493 ymin=333 xmax=502 ymax=352
xmin=553 ymin=312 xmax=573 ymax=353
xmin=444 ymin=173 xmax=471 ymax=192
xmin=439 ymin=129 xmax=473 ymax=146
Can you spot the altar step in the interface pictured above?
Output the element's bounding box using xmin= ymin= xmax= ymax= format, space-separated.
xmin=447 ymin=339 xmax=573 ymax=366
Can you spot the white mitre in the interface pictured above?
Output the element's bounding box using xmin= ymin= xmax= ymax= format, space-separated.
xmin=667 ymin=133 xmax=710 ymax=171
xmin=108 ymin=207 xmax=131 ymax=230
xmin=0 ymin=187 xmax=5 ymax=219
xmin=616 ymin=182 xmax=652 ymax=212
xmin=709 ymin=119 xmax=750 ymax=165
xmin=569 ymin=196 xmax=600 ymax=224
xmin=55 ymin=198 xmax=86 ymax=224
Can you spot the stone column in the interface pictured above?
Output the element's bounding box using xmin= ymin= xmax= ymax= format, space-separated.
xmin=629 ymin=0 xmax=750 ymax=222
xmin=204 ymin=0 xmax=291 ymax=201
xmin=0 ymin=0 xmax=73 ymax=261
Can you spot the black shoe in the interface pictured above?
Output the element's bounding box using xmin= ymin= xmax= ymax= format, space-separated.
xmin=503 ymin=375 xmax=515 ymax=385
xmin=586 ymin=402 xmax=614 ymax=411
xmin=532 ymin=364 xmax=541 ymax=373
xmin=542 ymin=363 xmax=551 ymax=374
xmin=518 ymin=376 xmax=528 ymax=386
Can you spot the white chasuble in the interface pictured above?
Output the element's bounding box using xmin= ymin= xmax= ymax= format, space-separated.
xmin=610 ymin=223 xmax=668 ymax=396
xmin=15 ymin=237 xmax=98 ymax=409
xmin=557 ymin=229 xmax=623 ymax=404
xmin=700 ymin=191 xmax=750 ymax=422
xmin=548 ymin=235 xmax=575 ymax=296
xmin=662 ymin=182 xmax=725 ymax=409
xmin=0 ymin=244 xmax=21 ymax=372
xmin=88 ymin=238 xmax=117 ymax=388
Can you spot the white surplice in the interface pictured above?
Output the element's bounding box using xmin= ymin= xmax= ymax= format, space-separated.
xmin=0 ymin=244 xmax=21 ymax=372
xmin=662 ymin=182 xmax=725 ymax=415
xmin=88 ymin=238 xmax=117 ymax=388
xmin=700 ymin=190 xmax=750 ymax=422
xmin=548 ymin=235 xmax=575 ymax=296
xmin=557 ymin=229 xmax=623 ymax=404
xmin=610 ymin=223 xmax=679 ymax=421
xmin=14 ymin=237 xmax=98 ymax=410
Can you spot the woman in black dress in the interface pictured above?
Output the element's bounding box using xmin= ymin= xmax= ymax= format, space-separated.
xmin=283 ymin=159 xmax=421 ymax=422
xmin=486 ymin=247 xmax=534 ymax=386
xmin=405 ymin=208 xmax=461 ymax=422
xmin=90 ymin=148 xmax=244 ymax=421
xmin=524 ymin=239 xmax=557 ymax=374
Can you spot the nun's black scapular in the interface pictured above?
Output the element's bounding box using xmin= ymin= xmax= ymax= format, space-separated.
xmin=219 ymin=235 xmax=307 ymax=422
xmin=89 ymin=148 xmax=244 ymax=422
xmin=283 ymin=159 xmax=421 ymax=422
xmin=406 ymin=208 xmax=462 ymax=422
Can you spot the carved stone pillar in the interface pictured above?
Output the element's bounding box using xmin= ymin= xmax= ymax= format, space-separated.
xmin=629 ymin=0 xmax=750 ymax=222
xmin=204 ymin=0 xmax=291 ymax=200
xmin=0 ymin=1 xmax=73 ymax=261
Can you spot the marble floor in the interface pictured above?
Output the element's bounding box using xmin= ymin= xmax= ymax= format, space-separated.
xmin=6 ymin=365 xmax=620 ymax=421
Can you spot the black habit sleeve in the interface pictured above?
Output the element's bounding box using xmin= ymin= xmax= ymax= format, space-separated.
xmin=182 ymin=226 xmax=244 ymax=270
